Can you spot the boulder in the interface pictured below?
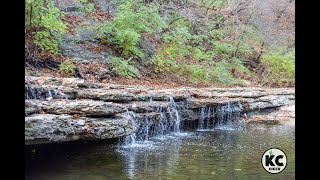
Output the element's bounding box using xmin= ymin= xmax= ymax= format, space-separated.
xmin=138 ymin=40 xmax=156 ymax=62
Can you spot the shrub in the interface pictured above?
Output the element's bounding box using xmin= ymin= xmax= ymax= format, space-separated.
xmin=210 ymin=60 xmax=243 ymax=85
xmin=79 ymin=0 xmax=95 ymax=13
xmin=96 ymin=22 xmax=144 ymax=58
xmin=94 ymin=0 xmax=165 ymax=58
xmin=151 ymin=44 xmax=187 ymax=73
xmin=110 ymin=57 xmax=139 ymax=78
xmin=25 ymin=0 xmax=67 ymax=54
xmin=212 ymin=42 xmax=234 ymax=55
xmin=192 ymin=48 xmax=214 ymax=62
xmin=153 ymin=21 xmax=248 ymax=85
xmin=230 ymin=58 xmax=250 ymax=74
xmin=59 ymin=59 xmax=76 ymax=75
xmin=182 ymin=65 xmax=209 ymax=83
xmin=260 ymin=50 xmax=295 ymax=86
xmin=162 ymin=26 xmax=192 ymax=45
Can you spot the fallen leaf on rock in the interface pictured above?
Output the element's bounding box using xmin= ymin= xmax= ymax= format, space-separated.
xmin=72 ymin=114 xmax=80 ymax=118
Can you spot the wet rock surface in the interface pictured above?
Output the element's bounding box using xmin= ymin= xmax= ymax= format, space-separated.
xmin=25 ymin=76 xmax=295 ymax=145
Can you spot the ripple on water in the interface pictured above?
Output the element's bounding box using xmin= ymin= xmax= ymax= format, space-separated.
xmin=196 ymin=125 xmax=237 ymax=131
xmin=197 ymin=129 xmax=215 ymax=132
xmin=120 ymin=140 xmax=158 ymax=149
xmin=171 ymin=132 xmax=192 ymax=137
xmin=214 ymin=126 xmax=236 ymax=131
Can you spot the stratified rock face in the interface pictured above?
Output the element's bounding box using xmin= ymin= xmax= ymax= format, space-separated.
xmin=60 ymin=39 xmax=111 ymax=62
xmin=243 ymin=105 xmax=295 ymax=126
xmin=76 ymin=89 xmax=137 ymax=102
xmin=240 ymin=94 xmax=295 ymax=111
xmin=25 ymin=76 xmax=295 ymax=145
xmin=25 ymin=100 xmax=126 ymax=116
xmin=25 ymin=113 xmax=135 ymax=145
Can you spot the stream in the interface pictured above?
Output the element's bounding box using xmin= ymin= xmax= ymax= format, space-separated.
xmin=25 ymin=122 xmax=295 ymax=179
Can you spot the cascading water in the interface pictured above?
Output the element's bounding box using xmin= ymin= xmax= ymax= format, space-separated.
xmin=122 ymin=97 xmax=183 ymax=147
xmin=198 ymin=107 xmax=214 ymax=129
xmin=123 ymin=111 xmax=137 ymax=145
xmin=169 ymin=97 xmax=181 ymax=133
xmin=25 ymin=85 xmax=68 ymax=100
xmin=197 ymin=101 xmax=243 ymax=130
xmin=153 ymin=97 xmax=182 ymax=136
xmin=122 ymin=99 xmax=243 ymax=147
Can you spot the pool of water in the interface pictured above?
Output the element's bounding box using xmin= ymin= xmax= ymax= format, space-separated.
xmin=25 ymin=122 xmax=295 ymax=179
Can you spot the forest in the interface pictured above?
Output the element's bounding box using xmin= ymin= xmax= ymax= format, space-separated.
xmin=25 ymin=0 xmax=295 ymax=87
xmin=25 ymin=1 xmax=296 ymax=179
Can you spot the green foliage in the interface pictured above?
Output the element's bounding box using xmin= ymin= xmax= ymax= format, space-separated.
xmin=25 ymin=0 xmax=67 ymax=54
xmin=151 ymin=45 xmax=180 ymax=73
xmin=210 ymin=60 xmax=242 ymax=85
xmin=97 ymin=21 xmax=144 ymax=57
xmin=110 ymin=57 xmax=139 ymax=78
xmin=59 ymin=59 xmax=76 ymax=75
xmin=162 ymin=26 xmax=192 ymax=45
xmin=109 ymin=0 xmax=126 ymax=8
xmin=192 ymin=48 xmax=214 ymax=62
xmin=182 ymin=65 xmax=210 ymax=83
xmin=230 ymin=58 xmax=250 ymax=74
xmin=79 ymin=0 xmax=95 ymax=13
xmin=208 ymin=29 xmax=224 ymax=40
xmin=93 ymin=0 xmax=262 ymax=84
xmin=94 ymin=0 xmax=165 ymax=58
xmin=212 ymin=42 xmax=234 ymax=55
xmin=152 ymin=20 xmax=252 ymax=85
xmin=260 ymin=50 xmax=295 ymax=86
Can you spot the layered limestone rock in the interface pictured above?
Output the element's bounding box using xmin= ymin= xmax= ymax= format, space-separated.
xmin=243 ymin=105 xmax=295 ymax=126
xmin=25 ymin=113 xmax=135 ymax=145
xmin=25 ymin=100 xmax=126 ymax=116
xmin=25 ymin=76 xmax=295 ymax=145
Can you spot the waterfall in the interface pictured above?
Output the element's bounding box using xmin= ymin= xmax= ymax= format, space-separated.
xmin=198 ymin=107 xmax=206 ymax=129
xmin=123 ymin=111 xmax=136 ymax=145
xmin=169 ymin=97 xmax=181 ymax=133
xmin=122 ymin=97 xmax=183 ymax=146
xmin=154 ymin=97 xmax=181 ymax=135
xmin=122 ymin=99 xmax=243 ymax=146
xmin=197 ymin=101 xmax=242 ymax=129
xmin=25 ymin=85 xmax=68 ymax=100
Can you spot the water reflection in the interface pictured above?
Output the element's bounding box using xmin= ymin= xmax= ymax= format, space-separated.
xmin=25 ymin=123 xmax=295 ymax=180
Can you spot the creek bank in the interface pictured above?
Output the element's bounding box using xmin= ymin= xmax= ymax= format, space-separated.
xmin=25 ymin=76 xmax=295 ymax=145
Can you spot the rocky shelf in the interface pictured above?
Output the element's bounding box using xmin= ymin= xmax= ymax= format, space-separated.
xmin=25 ymin=76 xmax=295 ymax=145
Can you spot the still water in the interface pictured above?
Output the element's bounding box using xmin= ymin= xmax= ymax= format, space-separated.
xmin=25 ymin=122 xmax=295 ymax=180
